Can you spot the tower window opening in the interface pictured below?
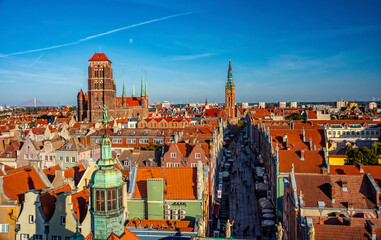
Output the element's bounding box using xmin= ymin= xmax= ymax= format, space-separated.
xmin=95 ymin=190 xmax=105 ymax=211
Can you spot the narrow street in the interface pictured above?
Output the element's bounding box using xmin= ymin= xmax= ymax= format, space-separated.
xmin=227 ymin=127 xmax=262 ymax=239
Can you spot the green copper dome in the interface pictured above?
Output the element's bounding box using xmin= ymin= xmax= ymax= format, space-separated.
xmin=90 ymin=133 xmax=124 ymax=189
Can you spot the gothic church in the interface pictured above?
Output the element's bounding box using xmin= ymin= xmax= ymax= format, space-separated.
xmin=77 ymin=53 xmax=149 ymax=122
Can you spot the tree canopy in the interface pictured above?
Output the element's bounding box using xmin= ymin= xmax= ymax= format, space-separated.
xmin=344 ymin=146 xmax=378 ymax=165
xmin=285 ymin=113 xmax=306 ymax=121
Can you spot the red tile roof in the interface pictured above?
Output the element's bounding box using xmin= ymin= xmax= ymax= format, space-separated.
xmin=312 ymin=216 xmax=381 ymax=240
xmin=2 ymin=167 xmax=48 ymax=203
xmin=116 ymin=97 xmax=142 ymax=106
xmin=294 ymin=174 xmax=377 ymax=209
xmin=88 ymin=53 xmax=111 ymax=62
xmin=135 ymin=167 xmax=197 ymax=199
xmin=72 ymin=188 xmax=90 ymax=223
xmin=278 ymin=150 xmax=324 ymax=173
xmin=40 ymin=184 xmax=72 ymax=221
xmin=330 ymin=165 xmax=381 ymax=187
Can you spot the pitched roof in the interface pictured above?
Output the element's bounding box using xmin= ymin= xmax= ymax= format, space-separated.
xmin=294 ymin=174 xmax=377 ymax=209
xmin=134 ymin=167 xmax=197 ymax=199
xmin=72 ymin=188 xmax=90 ymax=223
xmin=88 ymin=53 xmax=111 ymax=62
xmin=330 ymin=165 xmax=381 ymax=187
xmin=311 ymin=216 xmax=381 ymax=240
xmin=116 ymin=97 xmax=142 ymax=106
xmin=2 ymin=167 xmax=48 ymax=203
xmin=40 ymin=184 xmax=72 ymax=221
xmin=278 ymin=150 xmax=324 ymax=173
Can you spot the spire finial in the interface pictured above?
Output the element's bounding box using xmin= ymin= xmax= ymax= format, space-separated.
xmin=141 ymin=71 xmax=145 ymax=97
xmin=132 ymin=80 xmax=136 ymax=97
xmin=122 ymin=81 xmax=126 ymax=97
xmin=145 ymin=71 xmax=148 ymax=96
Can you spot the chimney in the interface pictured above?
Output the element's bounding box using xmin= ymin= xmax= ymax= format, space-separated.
xmin=299 ymin=191 xmax=304 ymax=207
xmin=366 ymin=220 xmax=377 ymax=240
xmin=320 ymin=166 xmax=327 ymax=175
xmin=300 ymin=150 xmax=305 ymax=161
xmin=286 ymin=138 xmax=290 ymax=150
xmin=309 ymin=138 xmax=313 ymax=150
xmin=342 ymin=180 xmax=348 ymax=191
xmin=319 ymin=217 xmax=324 ymax=225
xmin=283 ymin=133 xmax=288 ymax=143
xmin=358 ymin=163 xmax=364 ymax=173
xmin=330 ymin=182 xmax=336 ymax=203
xmin=302 ymin=129 xmax=306 ymax=142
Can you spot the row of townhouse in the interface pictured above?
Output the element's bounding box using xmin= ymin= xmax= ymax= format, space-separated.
xmin=0 ymin=162 xmax=97 ymax=240
xmin=14 ymin=136 xmax=100 ymax=170
xmin=250 ymin=119 xmax=381 ymax=221
xmin=282 ymin=164 xmax=381 ymax=239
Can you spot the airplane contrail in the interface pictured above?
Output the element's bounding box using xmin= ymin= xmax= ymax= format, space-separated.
xmin=0 ymin=11 xmax=193 ymax=58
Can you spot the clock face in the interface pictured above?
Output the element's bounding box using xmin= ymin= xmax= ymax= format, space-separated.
xmin=227 ymin=89 xmax=231 ymax=94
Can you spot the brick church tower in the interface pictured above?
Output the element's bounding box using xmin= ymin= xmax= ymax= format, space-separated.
xmin=77 ymin=53 xmax=149 ymax=122
xmin=87 ymin=53 xmax=116 ymax=122
xmin=225 ymin=58 xmax=235 ymax=118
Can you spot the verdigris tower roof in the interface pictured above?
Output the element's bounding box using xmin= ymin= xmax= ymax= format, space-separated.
xmin=90 ymin=133 xmax=123 ymax=189
xmin=90 ymin=105 xmax=123 ymax=189
xmin=226 ymin=58 xmax=234 ymax=87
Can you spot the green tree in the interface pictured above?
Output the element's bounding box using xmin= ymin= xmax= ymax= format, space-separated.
xmin=237 ymin=120 xmax=245 ymax=130
xmin=285 ymin=113 xmax=306 ymax=121
xmin=140 ymin=143 xmax=162 ymax=151
xmin=371 ymin=142 xmax=381 ymax=156
xmin=345 ymin=146 xmax=378 ymax=165
xmin=29 ymin=121 xmax=37 ymax=128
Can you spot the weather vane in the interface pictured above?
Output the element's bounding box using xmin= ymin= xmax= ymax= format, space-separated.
xmin=97 ymin=104 xmax=113 ymax=129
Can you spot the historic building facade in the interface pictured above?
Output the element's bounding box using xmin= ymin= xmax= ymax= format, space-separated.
xmin=77 ymin=53 xmax=149 ymax=122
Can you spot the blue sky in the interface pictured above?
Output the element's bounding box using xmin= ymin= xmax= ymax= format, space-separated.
xmin=1 ymin=0 xmax=381 ymax=106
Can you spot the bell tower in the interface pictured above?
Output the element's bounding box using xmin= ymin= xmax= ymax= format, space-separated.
xmin=225 ymin=58 xmax=235 ymax=117
xmin=87 ymin=53 xmax=116 ymax=122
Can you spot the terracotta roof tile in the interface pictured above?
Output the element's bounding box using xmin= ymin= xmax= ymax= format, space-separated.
xmin=294 ymin=174 xmax=377 ymax=209
xmin=135 ymin=167 xmax=196 ymax=199
xmin=278 ymin=150 xmax=324 ymax=173
xmin=3 ymin=167 xmax=48 ymax=202
xmin=88 ymin=53 xmax=111 ymax=62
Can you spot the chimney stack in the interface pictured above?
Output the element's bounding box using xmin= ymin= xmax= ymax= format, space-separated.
xmin=302 ymin=129 xmax=306 ymax=142
xmin=300 ymin=150 xmax=305 ymax=161
xmin=358 ymin=163 xmax=364 ymax=173
xmin=330 ymin=182 xmax=336 ymax=203
xmin=320 ymin=166 xmax=327 ymax=175
xmin=342 ymin=180 xmax=348 ymax=191
xmin=309 ymin=138 xmax=313 ymax=150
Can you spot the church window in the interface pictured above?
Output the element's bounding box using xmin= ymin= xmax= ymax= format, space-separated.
xmin=95 ymin=190 xmax=105 ymax=211
xmin=118 ymin=187 xmax=123 ymax=208
xmin=154 ymin=123 xmax=156 ymax=127
xmin=150 ymin=123 xmax=153 ymax=127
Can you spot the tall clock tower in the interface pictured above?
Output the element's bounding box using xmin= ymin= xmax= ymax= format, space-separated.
xmin=225 ymin=58 xmax=235 ymax=117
